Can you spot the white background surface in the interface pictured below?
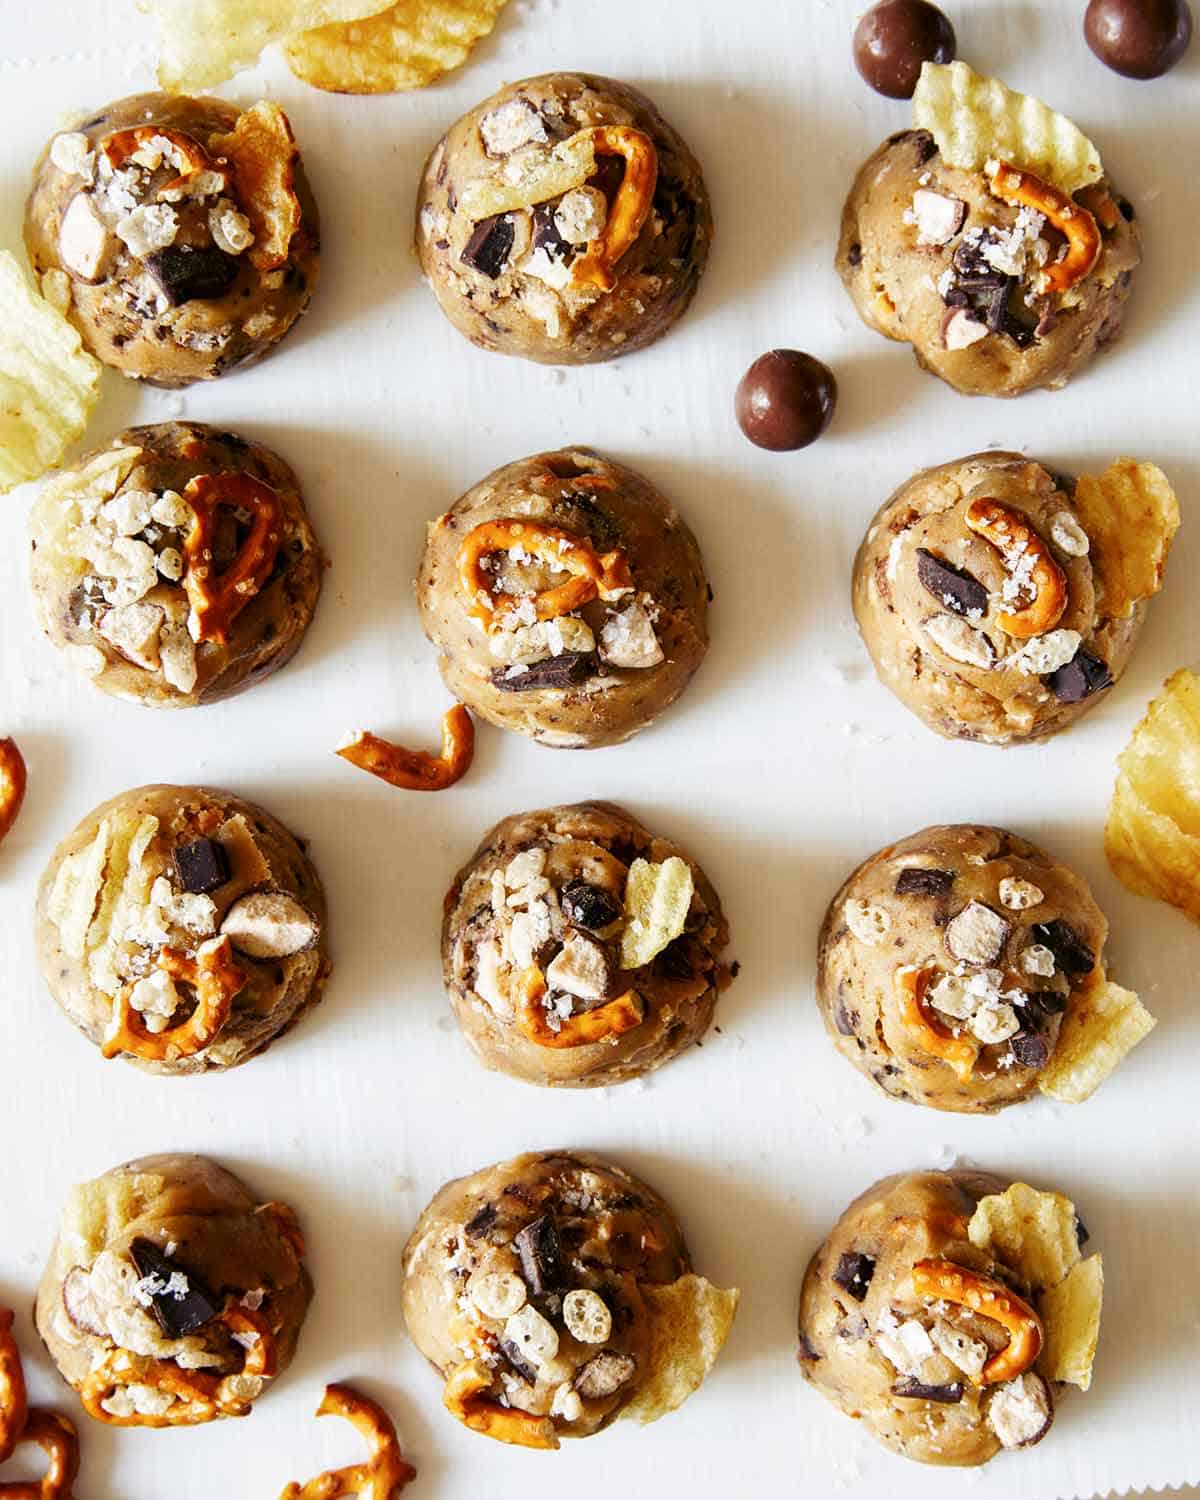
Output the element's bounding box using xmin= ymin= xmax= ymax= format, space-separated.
xmin=1 ymin=1 xmax=1198 ymax=1497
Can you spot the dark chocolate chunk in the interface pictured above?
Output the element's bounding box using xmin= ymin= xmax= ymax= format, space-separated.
xmin=847 ymin=241 xmax=863 ymax=267
xmin=1046 ymin=647 xmax=1114 ymax=703
xmin=798 ymin=1330 xmax=821 ymax=1363
xmin=1075 ymin=1214 xmax=1090 ymax=1246
xmin=499 ymin=1338 xmax=539 ymax=1386
xmin=588 ymin=153 xmax=627 ymax=206
xmin=832 ymin=1251 xmax=876 ymax=1302
xmin=172 ymin=836 xmax=230 ymax=895
xmin=461 ymin=213 xmax=515 ymax=278
xmin=531 ymin=204 xmax=572 ymax=260
xmin=853 ymin=0 xmax=957 ymax=97
xmin=1031 ymin=919 xmax=1097 ymax=976
xmin=895 ymin=867 xmax=956 ymax=897
xmin=490 ymin=652 xmax=596 ymax=692
xmin=464 ymin=1202 xmax=497 ymax=1240
xmin=833 ymin=1001 xmax=859 ymax=1037
xmin=143 ymin=245 xmax=239 ymax=306
xmin=915 ymin=548 xmax=989 ymax=618
xmin=513 ymin=1215 xmax=561 ymax=1295
xmin=128 ymin=1238 xmax=221 ymax=1339
xmin=1085 ymin=0 xmax=1192 ymax=78
xmin=892 ymin=1377 xmax=964 ymax=1403
xmin=1010 ymin=1030 xmax=1050 ymax=1069
xmin=561 ymin=879 xmax=622 ymax=931
xmin=1027 ymin=988 xmax=1067 ymax=1017
xmin=735 ymin=349 xmax=837 ymax=451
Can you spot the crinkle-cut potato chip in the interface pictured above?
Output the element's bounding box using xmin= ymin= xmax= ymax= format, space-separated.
xmin=968 ymin=1182 xmax=1081 ymax=1292
xmin=620 ymin=855 xmax=694 ymax=969
xmin=460 ymin=130 xmax=600 ymax=221
xmin=621 ymin=1275 xmax=739 ymax=1425
xmin=1039 ymin=1253 xmax=1103 ymax=1390
xmin=913 ymin=60 xmax=1103 ymax=196
xmin=141 ymin=0 xmax=388 ymax=91
xmin=46 ymin=820 xmax=110 ymax=961
xmin=1038 ymin=970 xmax=1155 ymax=1105
xmin=1074 ymin=460 xmax=1180 ymax=620
xmin=0 ymin=251 xmax=101 ymax=495
xmin=211 ymin=102 xmax=301 ymax=272
xmin=284 ymin=0 xmax=509 ymax=94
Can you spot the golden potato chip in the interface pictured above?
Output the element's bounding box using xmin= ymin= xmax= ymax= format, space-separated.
xmin=87 ymin=815 xmax=160 ymax=996
xmin=1074 ymin=459 xmax=1180 ymax=620
xmin=0 ymin=251 xmax=101 ymax=495
xmin=211 ymin=102 xmax=301 ymax=271
xmin=460 ymin=130 xmax=600 ymax=222
xmin=968 ymin=1182 xmax=1081 ymax=1291
xmin=620 ymin=855 xmax=694 ymax=969
xmin=284 ymin=0 xmax=509 ymax=94
xmin=1039 ymin=1253 xmax=1103 ymax=1390
xmin=46 ymin=820 xmax=110 ymax=960
xmin=913 ymin=60 xmax=1103 ymax=196
xmin=621 ymin=1275 xmax=739 ymax=1425
xmin=1038 ymin=970 xmax=1155 ymax=1105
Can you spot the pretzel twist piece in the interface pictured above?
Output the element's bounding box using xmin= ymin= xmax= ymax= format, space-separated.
xmin=911 ymin=1258 xmax=1043 ymax=1384
xmin=964 ymin=497 xmax=1068 ymax=639
xmin=279 ymin=1384 xmax=417 ymax=1500
xmin=181 ymin=473 xmax=284 ymax=645
xmin=894 ymin=966 xmax=979 ymax=1082
xmin=0 ymin=743 xmax=27 ymax=849
xmin=337 ymin=707 xmax=475 ymax=793
xmin=517 ymin=966 xmax=644 ymax=1049
xmin=100 ymin=126 xmax=229 ymax=201
xmin=442 ymin=1360 xmax=558 ymax=1450
xmin=0 ymin=1411 xmax=80 ymax=1500
xmin=568 ymin=126 xmax=659 ymax=292
xmin=101 ymin=937 xmax=244 ymax=1061
xmin=0 ymin=1312 xmax=27 ymax=1466
xmin=457 ymin=519 xmax=632 ymax=631
xmin=984 ymin=160 xmax=1102 ymax=295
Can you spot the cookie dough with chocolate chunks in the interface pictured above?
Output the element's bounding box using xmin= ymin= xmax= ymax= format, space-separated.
xmin=25 ymin=92 xmax=320 ymax=386
xmin=31 ymin=422 xmax=324 ymax=708
xmin=415 ymin=73 xmax=711 ymax=365
xmin=443 ymin=802 xmax=732 ymax=1088
xmin=35 ymin=784 xmax=329 ymax=1075
xmin=36 ymin=1153 xmax=311 ymax=1428
xmin=418 ymin=448 xmax=709 ymax=749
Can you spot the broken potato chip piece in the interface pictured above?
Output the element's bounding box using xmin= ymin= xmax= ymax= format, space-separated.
xmin=913 ymin=60 xmax=1103 ymax=196
xmin=210 ymin=102 xmax=302 ymax=272
xmin=621 ymin=1275 xmax=739 ymax=1425
xmin=1074 ymin=460 xmax=1180 ymax=620
xmin=968 ymin=1182 xmax=1082 ymax=1292
xmin=1039 ymin=1253 xmax=1104 ymax=1390
xmin=0 ymin=251 xmax=101 ymax=494
xmin=1038 ymin=969 xmax=1155 ymax=1104
xmin=285 ymin=0 xmax=509 ymax=93
xmin=620 ymin=855 xmax=695 ymax=969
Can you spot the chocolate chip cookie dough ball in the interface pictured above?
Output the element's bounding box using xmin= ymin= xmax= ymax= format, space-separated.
xmin=31 ymin=423 xmax=324 ymax=708
xmin=25 ymin=93 xmax=320 ymax=386
xmin=817 ymin=825 xmax=1109 ymax=1113
xmin=443 ymin=802 xmax=732 ymax=1088
xmin=853 ymin=453 xmax=1142 ymax=744
xmin=838 ymin=128 xmax=1139 ymax=397
xmin=418 ymin=449 xmax=709 ymax=749
xmin=35 ymin=784 xmax=329 ymax=1075
xmin=36 ymin=1153 xmax=311 ymax=1428
xmin=415 ymin=73 xmax=711 ymax=364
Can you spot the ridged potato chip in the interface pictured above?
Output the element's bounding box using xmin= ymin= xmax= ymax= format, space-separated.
xmin=1038 ymin=970 xmax=1155 ymax=1104
xmin=1074 ymin=460 xmax=1180 ymax=620
xmin=621 ymin=1275 xmax=739 ymax=1425
xmin=46 ymin=820 xmax=110 ymax=960
xmin=620 ymin=855 xmax=695 ymax=969
xmin=211 ymin=102 xmax=302 ymax=272
xmin=284 ymin=0 xmax=508 ymax=94
xmin=1039 ymin=1253 xmax=1104 ymax=1390
xmin=0 ymin=252 xmax=101 ymax=494
xmin=968 ymin=1182 xmax=1081 ymax=1291
xmin=913 ymin=60 xmax=1103 ymax=196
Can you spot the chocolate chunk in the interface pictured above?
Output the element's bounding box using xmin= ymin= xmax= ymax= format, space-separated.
xmin=1027 ymin=988 xmax=1067 ymax=1017
xmin=461 ymin=213 xmax=515 ymax=278
xmin=834 ymin=1000 xmax=859 ymax=1037
xmin=128 ymin=1238 xmax=221 ymax=1339
xmin=1011 ymin=1030 xmax=1050 ymax=1069
xmin=588 ymin=153 xmax=627 ymax=206
xmin=143 ymin=245 xmax=239 ymax=306
xmin=735 ymin=349 xmax=837 ymax=451
xmin=847 ymin=241 xmax=863 ymax=267
xmin=172 ymin=836 xmax=230 ymax=894
xmin=490 ymin=652 xmax=596 ymax=692
xmin=499 ymin=1338 xmax=539 ymax=1386
xmin=798 ymin=1331 xmax=821 ymax=1363
xmin=1085 ymin=0 xmax=1192 ymax=78
xmin=464 ymin=1202 xmax=497 ymax=1240
xmin=915 ymin=549 xmax=989 ymax=618
xmin=513 ymin=1215 xmax=561 ymax=1295
xmin=892 ymin=1377 xmax=964 ymax=1403
xmin=832 ymin=1251 xmax=875 ymax=1302
xmin=1075 ymin=1214 xmax=1090 ymax=1246
xmin=1046 ymin=647 xmax=1114 ymax=703
xmin=853 ymin=0 xmax=957 ymax=97
xmin=895 ymin=867 xmax=955 ymax=897
xmin=561 ymin=879 xmax=623 ymax=931
xmin=1031 ymin=919 xmax=1096 ymax=976
xmin=531 ymin=204 xmax=572 ymax=260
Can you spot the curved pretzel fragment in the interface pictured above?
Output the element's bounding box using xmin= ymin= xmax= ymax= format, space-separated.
xmin=0 ymin=1410 xmax=80 ymax=1500
xmin=984 ymin=160 xmax=1102 ymax=296
xmin=911 ymin=1258 xmax=1043 ymax=1384
xmin=442 ymin=1359 xmax=558 ymax=1450
xmin=458 ymin=519 xmax=632 ymax=631
xmin=0 ymin=742 xmax=27 ymax=849
xmin=894 ymin=967 xmax=979 ymax=1081
xmin=964 ymin=497 xmax=1068 ymax=639
xmin=0 ymin=1311 xmax=27 ymax=1465
xmin=569 ymin=126 xmax=659 ymax=292
xmin=101 ymin=937 xmax=244 ymax=1062
xmin=337 ymin=706 xmax=475 ymax=793
xmin=517 ymin=965 xmax=645 ymax=1049
xmin=181 ymin=472 xmax=284 ymax=646
xmin=279 ymin=1383 xmax=417 ymax=1500
xmin=100 ymin=125 xmax=229 ymax=202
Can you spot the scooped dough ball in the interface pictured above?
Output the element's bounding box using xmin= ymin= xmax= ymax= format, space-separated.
xmin=853 ymin=451 xmax=1141 ymax=744
xmin=443 ymin=802 xmax=732 ymax=1088
xmin=402 ymin=1150 xmax=689 ymax=1443
xmin=415 ymin=73 xmax=711 ymax=365
xmin=35 ymin=784 xmax=329 ymax=1075
xmin=817 ymin=824 xmax=1107 ymax=1113
xmin=25 ymin=93 xmax=320 ymax=386
xmin=837 ymin=129 xmax=1140 ymax=397
xmin=30 ymin=422 xmax=324 ymax=708
xmin=36 ymin=1153 xmax=311 ymax=1428
xmin=799 ymin=1170 xmax=1059 ymax=1466
xmin=418 ymin=449 xmax=709 ymax=749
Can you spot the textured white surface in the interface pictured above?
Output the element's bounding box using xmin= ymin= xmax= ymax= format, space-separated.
xmin=1 ymin=1 xmax=1198 ymax=1497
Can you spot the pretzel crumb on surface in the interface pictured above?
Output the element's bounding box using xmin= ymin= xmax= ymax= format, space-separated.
xmin=337 ymin=706 xmax=475 ymax=792
xmin=279 ymin=1383 xmax=416 ymax=1500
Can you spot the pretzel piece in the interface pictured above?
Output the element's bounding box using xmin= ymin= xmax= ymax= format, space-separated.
xmin=101 ymin=937 xmax=244 ymax=1061
xmin=984 ymin=160 xmax=1102 ymax=295
xmin=568 ymin=126 xmax=659 ymax=292
xmin=894 ymin=966 xmax=979 ymax=1081
xmin=442 ymin=1359 xmax=558 ymax=1449
xmin=100 ymin=125 xmax=229 ymax=202
xmin=517 ymin=965 xmax=645 ymax=1049
xmin=279 ymin=1384 xmax=417 ymax=1500
xmin=0 ymin=1312 xmax=27 ymax=1465
xmin=181 ymin=472 xmax=284 ymax=646
xmin=457 ymin=519 xmax=632 ymax=631
xmin=0 ymin=741 xmax=27 ymax=849
xmin=0 ymin=1410 xmax=80 ymax=1500
xmin=911 ymin=1258 xmax=1043 ymax=1384
xmin=337 ymin=707 xmax=475 ymax=793
xmin=964 ymin=497 xmax=1068 ymax=639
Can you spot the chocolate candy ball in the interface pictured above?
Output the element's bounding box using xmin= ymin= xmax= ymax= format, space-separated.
xmin=735 ymin=350 xmax=838 ymax=451
xmin=853 ymin=0 xmax=957 ymax=99
xmin=1085 ymin=0 xmax=1192 ymax=78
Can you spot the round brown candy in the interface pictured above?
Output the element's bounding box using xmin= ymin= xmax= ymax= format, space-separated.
xmin=1085 ymin=0 xmax=1192 ymax=78
xmin=735 ymin=350 xmax=837 ymax=451
xmin=853 ymin=0 xmax=957 ymax=99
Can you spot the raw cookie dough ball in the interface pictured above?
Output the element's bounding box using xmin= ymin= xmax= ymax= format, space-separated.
xmin=817 ymin=824 xmax=1108 ymax=1113
xmin=35 ymin=784 xmax=330 ymax=1075
xmin=799 ymin=1170 xmax=1060 ymax=1466
xmin=36 ymin=1153 xmax=311 ymax=1428
xmin=853 ymin=452 xmax=1139 ymax=744
xmin=415 ymin=73 xmax=711 ymax=365
xmin=443 ymin=802 xmax=732 ymax=1088
xmin=25 ymin=92 xmax=320 ymax=386
xmin=402 ymin=1150 xmax=689 ymax=1444
xmin=837 ymin=129 xmax=1140 ymax=396
xmin=31 ymin=422 xmax=324 ymax=708
xmin=417 ymin=449 xmax=709 ymax=749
